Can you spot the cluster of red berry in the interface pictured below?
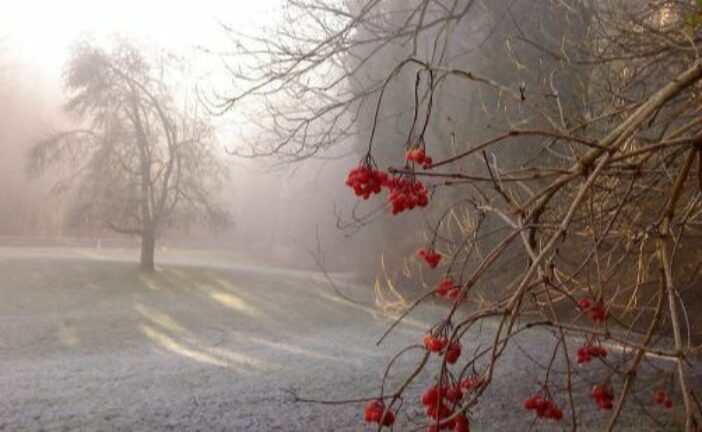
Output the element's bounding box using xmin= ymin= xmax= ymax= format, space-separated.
xmin=406 ymin=148 xmax=433 ymax=169
xmin=437 ymin=277 xmax=461 ymax=300
xmin=523 ymin=395 xmax=564 ymax=420
xmin=577 ymin=297 xmax=608 ymax=322
xmin=423 ymin=334 xmax=461 ymax=363
xmin=591 ymin=384 xmax=614 ymax=410
xmin=387 ymin=177 xmax=429 ymax=214
xmin=419 ymin=249 xmax=442 ymax=268
xmin=423 ymin=334 xmax=447 ymax=352
xmin=421 ymin=385 xmax=470 ymax=431
xmin=345 ymin=164 xmax=390 ymax=199
xmin=364 ymin=400 xmax=395 ymax=426
xmin=346 ymin=163 xmax=430 ymax=214
xmin=576 ymin=344 xmax=608 ymax=364
xmin=653 ymin=390 xmax=673 ymax=409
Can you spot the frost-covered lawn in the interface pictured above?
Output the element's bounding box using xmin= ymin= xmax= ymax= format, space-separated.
xmin=0 ymin=248 xmax=680 ymax=431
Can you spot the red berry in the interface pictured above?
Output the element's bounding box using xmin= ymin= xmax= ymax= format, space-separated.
xmin=446 ymin=343 xmax=461 ymax=364
xmin=653 ymin=390 xmax=673 ymax=409
xmin=577 ymin=297 xmax=593 ymax=310
xmin=406 ymin=148 xmax=428 ymax=165
xmin=423 ymin=333 xmax=447 ymax=352
xmin=364 ymin=400 xmax=384 ymax=423
xmin=427 ymin=401 xmax=452 ymax=420
xmin=428 ymin=337 xmax=447 ymax=352
xmin=576 ymin=353 xmax=591 ymax=364
xmin=591 ymin=384 xmax=614 ymax=410
xmin=576 ymin=344 xmax=607 ymax=365
xmin=387 ymin=177 xmax=429 ymax=215
xmin=524 ymin=394 xmax=563 ymax=422
xmin=454 ymin=413 xmax=470 ymax=432
xmin=591 ymin=385 xmax=606 ymax=400
xmin=534 ymin=396 xmax=547 ymax=412
xmin=598 ymin=399 xmax=613 ymax=410
xmin=445 ymin=386 xmax=463 ymax=403
xmin=381 ymin=410 xmax=395 ymax=426
xmin=346 ymin=164 xmax=390 ymax=200
xmin=588 ymin=301 xmax=608 ymax=323
xmin=448 ymin=287 xmax=461 ymax=301
xmin=437 ymin=277 xmax=454 ymax=298
xmin=363 ymin=399 xmax=395 ymax=426
xmin=524 ymin=395 xmax=538 ymax=410
xmin=422 ymin=386 xmax=439 ymax=407
xmin=419 ymin=248 xmax=442 ymax=268
xmin=545 ymin=405 xmax=563 ymax=420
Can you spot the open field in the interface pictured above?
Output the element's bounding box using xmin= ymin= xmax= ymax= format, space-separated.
xmin=0 ymin=247 xmax=688 ymax=431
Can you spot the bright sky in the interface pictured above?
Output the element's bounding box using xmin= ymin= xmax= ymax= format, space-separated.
xmin=0 ymin=0 xmax=281 ymax=79
xmin=0 ymin=0 xmax=285 ymax=148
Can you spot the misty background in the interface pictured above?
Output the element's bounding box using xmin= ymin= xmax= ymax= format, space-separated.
xmin=0 ymin=0 xmax=386 ymax=272
xmin=0 ymin=0 xmax=550 ymax=276
xmin=2 ymin=1 xmax=699 ymax=431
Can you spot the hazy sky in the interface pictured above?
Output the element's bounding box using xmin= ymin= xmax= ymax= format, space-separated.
xmin=0 ymin=0 xmax=281 ymax=79
xmin=0 ymin=0 xmax=288 ymax=154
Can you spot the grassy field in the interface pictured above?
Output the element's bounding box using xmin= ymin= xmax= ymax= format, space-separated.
xmin=0 ymin=247 xmax=685 ymax=431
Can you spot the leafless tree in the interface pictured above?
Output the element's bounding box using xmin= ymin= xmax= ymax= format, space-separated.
xmin=30 ymin=39 xmax=228 ymax=271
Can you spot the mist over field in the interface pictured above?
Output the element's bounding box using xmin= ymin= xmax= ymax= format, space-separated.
xmin=1 ymin=1 xmax=702 ymax=431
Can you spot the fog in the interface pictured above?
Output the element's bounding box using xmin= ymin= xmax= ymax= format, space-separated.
xmin=0 ymin=0 xmax=386 ymax=272
xmin=4 ymin=2 xmax=695 ymax=431
xmin=0 ymin=0 xmax=544 ymax=274
xmin=0 ymin=0 xmax=570 ymax=293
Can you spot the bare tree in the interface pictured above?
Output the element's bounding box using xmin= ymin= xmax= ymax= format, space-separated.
xmin=30 ymin=39 xmax=228 ymax=271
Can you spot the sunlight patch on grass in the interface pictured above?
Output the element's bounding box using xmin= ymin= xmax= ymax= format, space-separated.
xmin=141 ymin=324 xmax=229 ymax=368
xmin=57 ymin=323 xmax=79 ymax=347
xmin=140 ymin=324 xmax=278 ymax=372
xmin=230 ymin=331 xmax=353 ymax=363
xmin=134 ymin=303 xmax=191 ymax=336
xmin=206 ymin=289 xmax=261 ymax=318
xmin=207 ymin=345 xmax=281 ymax=370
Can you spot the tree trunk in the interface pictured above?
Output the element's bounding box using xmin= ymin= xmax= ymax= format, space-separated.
xmin=140 ymin=230 xmax=156 ymax=271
